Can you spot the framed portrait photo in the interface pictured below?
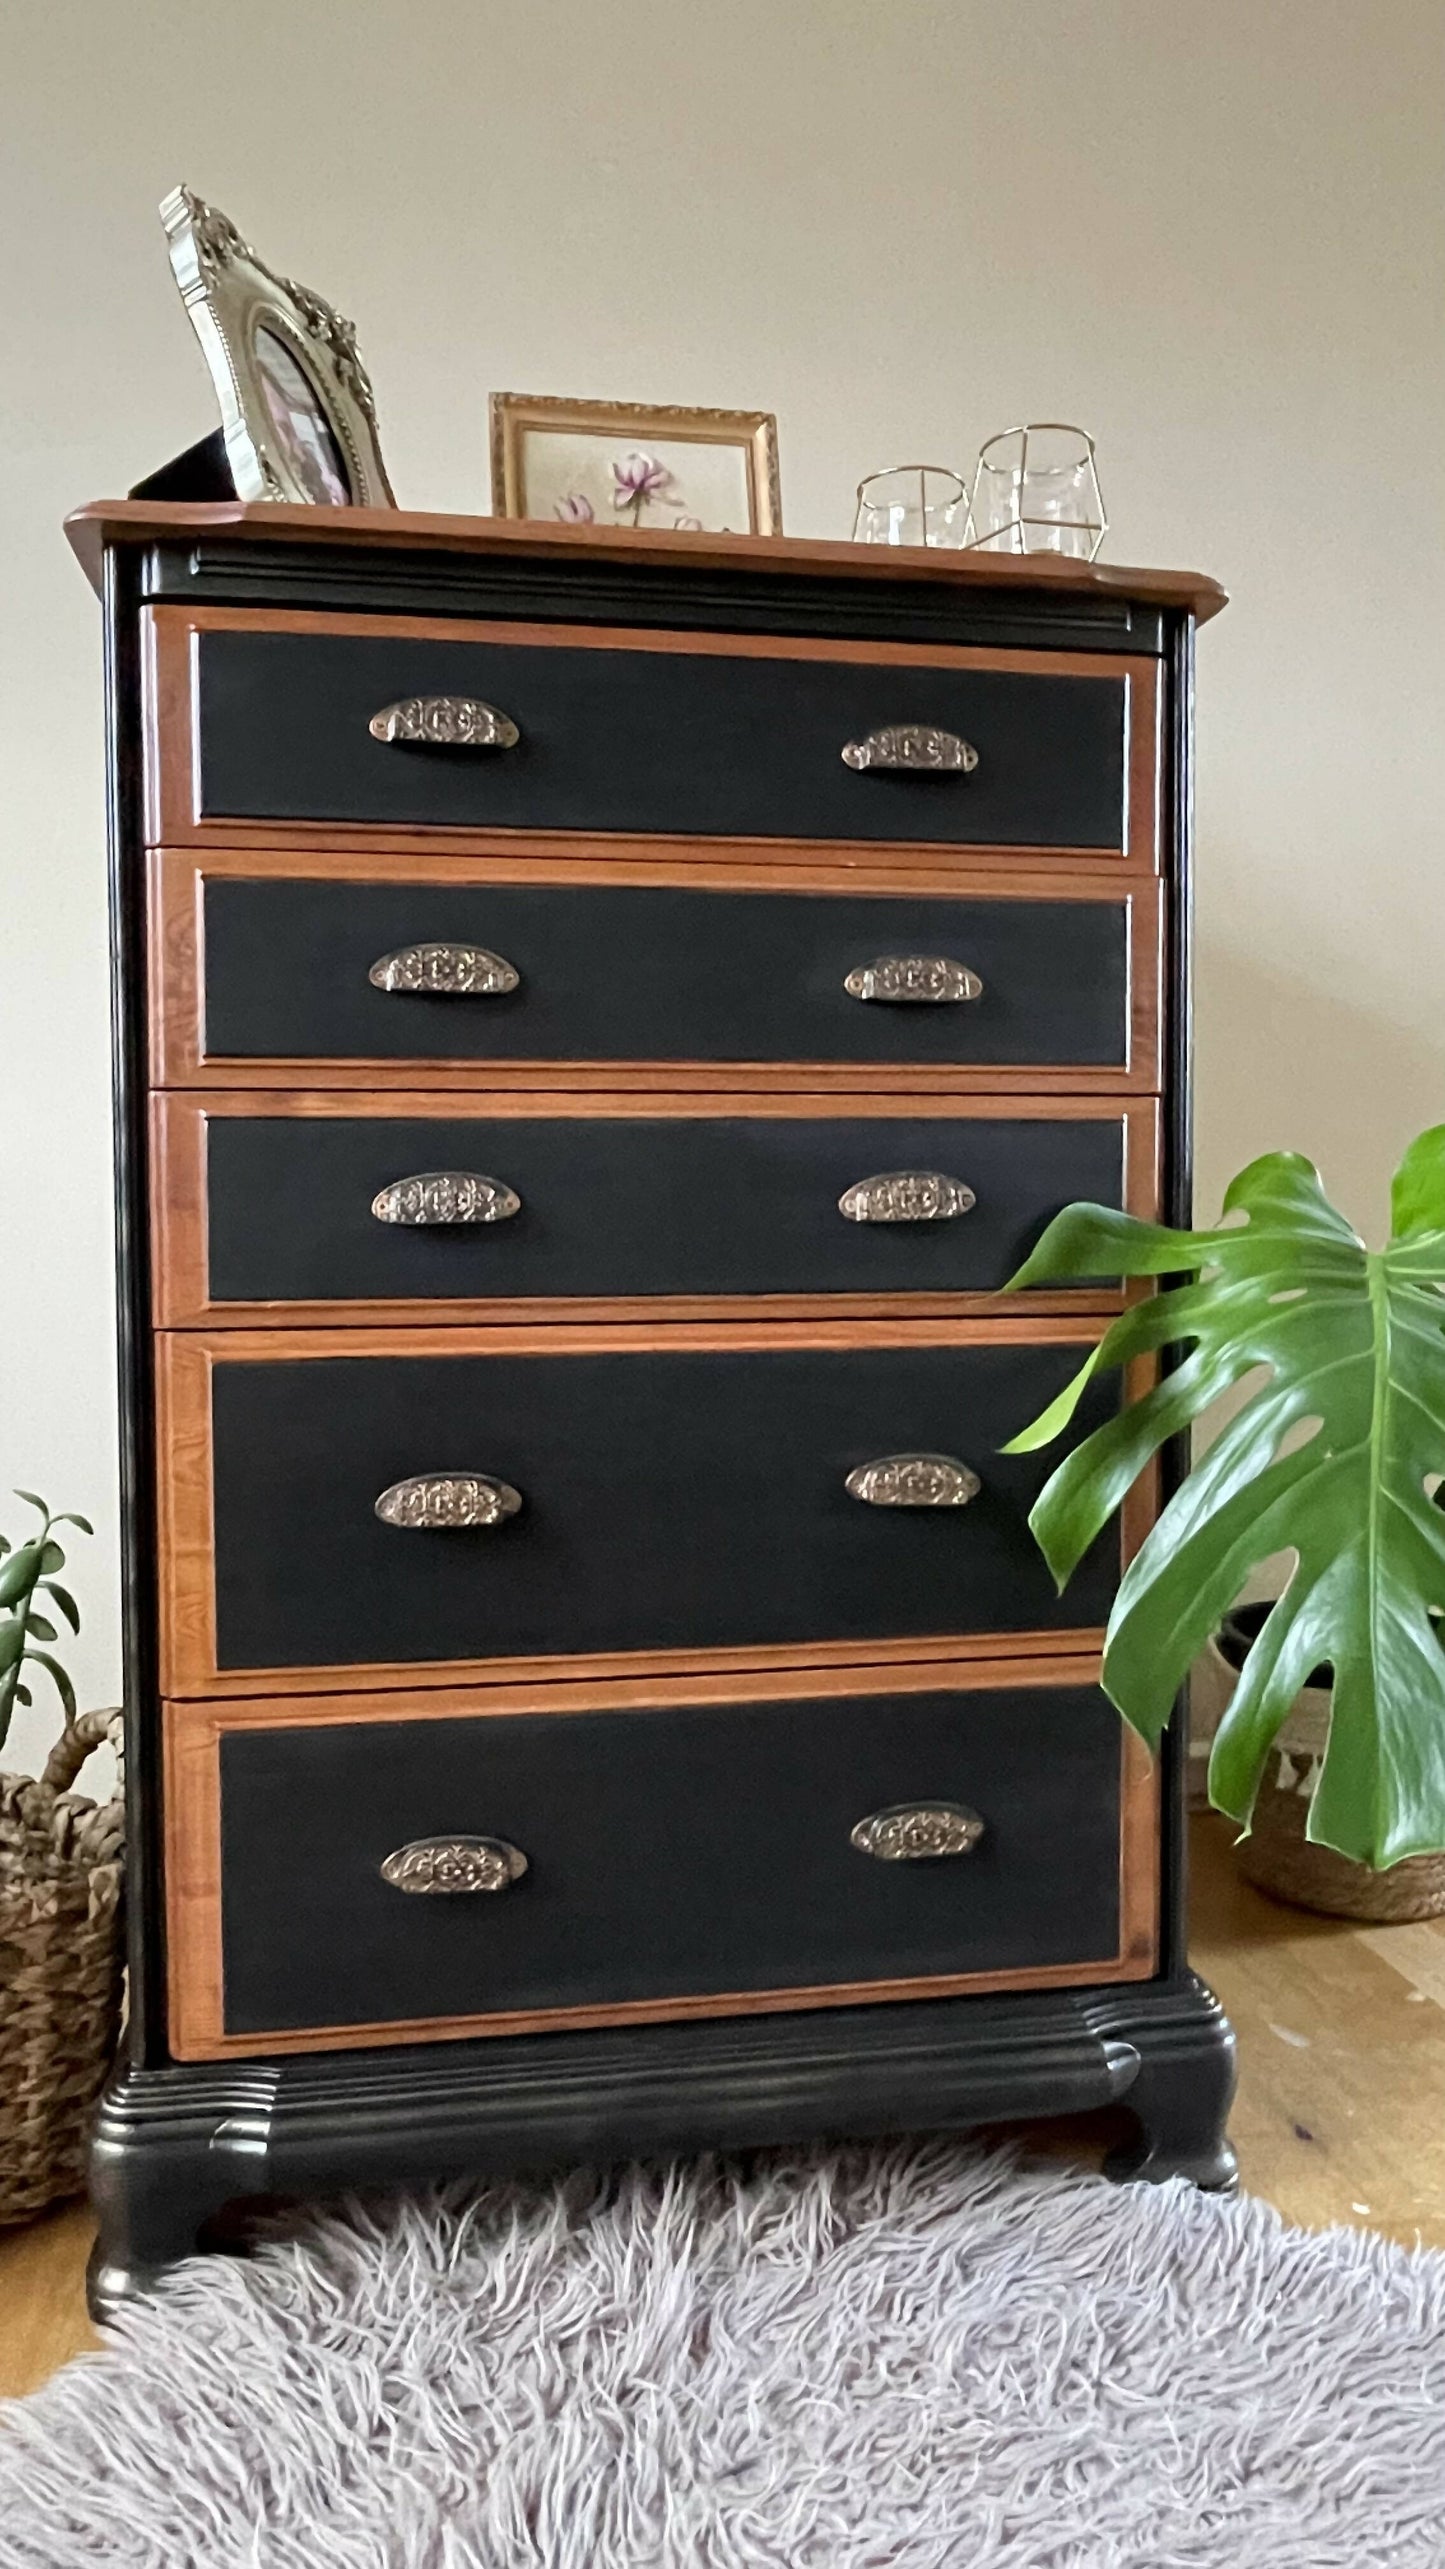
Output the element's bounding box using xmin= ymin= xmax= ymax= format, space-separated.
xmin=159 ymin=186 xmax=394 ymax=507
xmin=489 ymin=394 xmax=782 ymax=536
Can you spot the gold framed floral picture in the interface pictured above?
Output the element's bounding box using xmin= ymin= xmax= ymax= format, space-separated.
xmin=489 ymin=394 xmax=782 ymax=535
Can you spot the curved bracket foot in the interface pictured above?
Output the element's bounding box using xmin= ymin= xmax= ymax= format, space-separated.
xmin=1084 ymin=1974 xmax=1239 ymax=2193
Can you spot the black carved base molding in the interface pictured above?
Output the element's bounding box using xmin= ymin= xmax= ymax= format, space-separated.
xmin=88 ymin=1974 xmax=1235 ymax=2321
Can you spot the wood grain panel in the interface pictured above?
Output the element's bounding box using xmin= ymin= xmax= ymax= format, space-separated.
xmin=164 ymin=1626 xmax=1121 ymax=1706
xmin=155 ymin=1316 xmax=1154 ymax=1700
xmin=174 ymin=1647 xmax=1117 ymax=1726
xmin=147 ymin=847 xmax=1163 ymax=1095
xmin=68 ymin=496 xmax=1229 ymax=625
xmin=162 ymin=1661 xmax=1158 ymax=2059
xmin=151 ymin=1088 xmax=1160 ymax=1329
xmin=143 ymin=605 xmax=1159 ymax=871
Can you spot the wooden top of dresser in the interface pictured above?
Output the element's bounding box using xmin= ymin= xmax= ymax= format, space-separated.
xmin=65 ymin=499 xmax=1227 ymax=624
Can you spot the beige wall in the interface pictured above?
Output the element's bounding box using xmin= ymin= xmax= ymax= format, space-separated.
xmin=2 ymin=0 xmax=1442 ymax=1771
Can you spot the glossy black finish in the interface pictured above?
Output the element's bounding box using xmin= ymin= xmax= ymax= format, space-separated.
xmin=1155 ymin=614 xmax=1196 ymax=1980
xmin=218 ymin=1684 xmax=1124 ymax=2036
xmin=209 ymin=1343 xmax=1120 ymax=1673
xmin=196 ymin=630 xmax=1127 ymax=845
xmin=204 ymin=1111 xmax=1126 ymax=1305
xmin=1092 ymin=1985 xmax=1239 ymax=2191
xmin=147 ymin=537 xmax=1167 ymax=655
xmin=102 ymin=552 xmax=167 ymax=2063
xmin=87 ymin=1976 xmax=1235 ymax=2317
xmin=201 ymin=880 xmax=1132 ymax=1070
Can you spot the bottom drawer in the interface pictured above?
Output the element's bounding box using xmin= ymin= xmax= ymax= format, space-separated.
xmin=165 ymin=1666 xmax=1157 ymax=2058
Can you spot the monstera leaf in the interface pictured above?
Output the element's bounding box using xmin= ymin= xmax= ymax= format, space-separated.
xmin=1001 ymin=1126 xmax=1445 ymax=1868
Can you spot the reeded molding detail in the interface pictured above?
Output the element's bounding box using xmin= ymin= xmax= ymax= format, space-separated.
xmin=843 ymin=956 xmax=984 ymax=1005
xmin=369 ymin=696 xmax=520 ymax=749
xmin=838 ymin=1171 xmax=977 ymax=1224
xmin=368 ymin=943 xmax=521 ymax=997
xmin=371 ymin=1172 xmax=521 ymax=1226
xmin=845 ymin=1454 xmax=982 ymax=1508
xmin=380 ymin=1835 xmax=529 ymax=1895
xmin=851 ymin=1802 xmax=986 ymax=1861
xmin=374 ymin=1474 xmax=523 ymax=1530
xmin=842 ymin=725 xmax=979 ymax=774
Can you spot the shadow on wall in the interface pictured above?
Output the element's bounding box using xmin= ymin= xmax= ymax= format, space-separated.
xmin=1193 ymin=938 xmax=1445 ymax=1245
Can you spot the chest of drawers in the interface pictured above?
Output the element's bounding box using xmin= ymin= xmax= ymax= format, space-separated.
xmin=68 ymin=500 xmax=1235 ymax=2312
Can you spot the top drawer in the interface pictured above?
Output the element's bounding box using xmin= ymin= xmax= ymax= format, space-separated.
xmin=145 ymin=610 xmax=1157 ymax=863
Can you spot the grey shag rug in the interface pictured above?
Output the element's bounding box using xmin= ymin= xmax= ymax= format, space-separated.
xmin=3 ymin=2141 xmax=1444 ymax=2567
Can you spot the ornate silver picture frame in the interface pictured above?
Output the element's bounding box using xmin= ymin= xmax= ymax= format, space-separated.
xmin=159 ymin=187 xmax=394 ymax=508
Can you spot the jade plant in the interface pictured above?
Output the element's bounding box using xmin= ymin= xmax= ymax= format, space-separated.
xmin=0 ymin=1492 xmax=92 ymax=1759
xmin=1002 ymin=1124 xmax=1445 ymax=1870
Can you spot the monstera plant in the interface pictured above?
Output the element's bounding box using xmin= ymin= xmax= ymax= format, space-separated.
xmin=1002 ymin=1124 xmax=1445 ymax=1870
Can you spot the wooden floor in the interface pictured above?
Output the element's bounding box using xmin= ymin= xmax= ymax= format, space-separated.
xmin=4 ymin=1811 xmax=1444 ymax=2400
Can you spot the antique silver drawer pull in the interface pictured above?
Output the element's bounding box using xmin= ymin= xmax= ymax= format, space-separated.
xmin=845 ymin=1454 xmax=982 ymax=1508
xmin=369 ymin=942 xmax=520 ymax=997
xmin=843 ymin=956 xmax=983 ymax=1005
xmin=369 ymin=696 xmax=520 ymax=750
xmin=381 ymin=1834 xmax=529 ymax=1894
xmin=371 ymin=1172 xmax=521 ymax=1226
xmin=839 ymin=1171 xmax=976 ymax=1224
xmin=851 ymin=1801 xmax=985 ymax=1861
xmin=374 ymin=1474 xmax=523 ymax=1529
xmin=842 ymin=725 xmax=978 ymax=775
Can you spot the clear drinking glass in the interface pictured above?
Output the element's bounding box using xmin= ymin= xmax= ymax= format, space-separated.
xmin=852 ymin=465 xmax=972 ymax=548
xmin=967 ymin=425 xmax=1106 ymax=559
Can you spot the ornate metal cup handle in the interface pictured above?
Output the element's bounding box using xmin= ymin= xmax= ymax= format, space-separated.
xmin=842 ymin=725 xmax=979 ymax=774
xmin=843 ymin=956 xmax=983 ymax=1005
xmin=845 ymin=1454 xmax=981 ymax=1508
xmin=369 ymin=697 xmax=520 ymax=750
xmin=371 ymin=1173 xmax=521 ymax=1226
xmin=851 ymin=1802 xmax=985 ymax=1860
xmin=839 ymin=1172 xmax=976 ymax=1224
xmin=374 ymin=1474 xmax=523 ymax=1529
xmin=368 ymin=943 xmax=520 ymax=996
xmin=381 ymin=1834 xmax=528 ymax=1893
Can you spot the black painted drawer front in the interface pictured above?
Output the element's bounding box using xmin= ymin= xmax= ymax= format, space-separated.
xmin=204 ymin=1112 xmax=1126 ymax=1305
xmin=201 ymin=881 xmax=1130 ymax=1069
xmin=207 ymin=1343 xmax=1117 ymax=1673
xmin=194 ymin=629 xmax=1128 ymax=849
xmin=217 ymin=1685 xmax=1124 ymax=2035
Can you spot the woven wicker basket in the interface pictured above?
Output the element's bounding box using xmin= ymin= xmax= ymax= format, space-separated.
xmin=0 ymin=1710 xmax=125 ymax=2226
xmin=1204 ymin=1609 xmax=1445 ymax=1923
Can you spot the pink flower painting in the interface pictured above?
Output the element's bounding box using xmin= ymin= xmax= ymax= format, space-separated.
xmin=539 ymin=445 xmax=722 ymax=534
xmin=611 ymin=451 xmax=674 ymax=525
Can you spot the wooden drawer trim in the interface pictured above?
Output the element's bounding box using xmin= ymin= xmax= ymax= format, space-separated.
xmin=152 ymin=1088 xmax=1160 ymax=1329
xmin=144 ymin=605 xmax=1158 ymax=870
xmin=163 ymin=1626 xmax=1119 ymax=1703
xmin=155 ymin=1316 xmax=1154 ymax=1700
xmin=70 ymin=496 xmax=1228 ymax=620
xmin=148 ymin=847 xmax=1163 ymax=1095
xmin=162 ymin=1657 xmax=1159 ymax=2060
